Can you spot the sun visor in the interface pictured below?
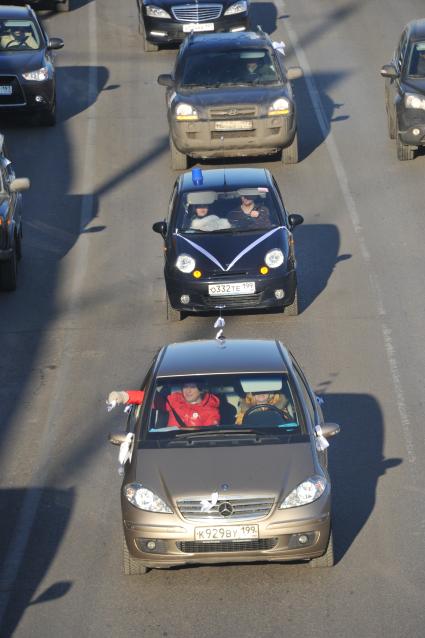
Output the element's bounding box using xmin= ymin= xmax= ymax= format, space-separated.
xmin=187 ymin=191 xmax=217 ymax=205
xmin=238 ymin=188 xmax=267 ymax=198
xmin=241 ymin=377 xmax=283 ymax=393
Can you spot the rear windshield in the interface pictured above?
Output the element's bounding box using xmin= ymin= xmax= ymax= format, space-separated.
xmin=408 ymin=41 xmax=425 ymax=76
xmin=139 ymin=373 xmax=308 ymax=447
xmin=175 ymin=187 xmax=282 ymax=234
xmin=179 ymin=49 xmax=280 ymax=88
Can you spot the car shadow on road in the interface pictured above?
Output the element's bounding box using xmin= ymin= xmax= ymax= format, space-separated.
xmin=0 ymin=487 xmax=75 ymax=637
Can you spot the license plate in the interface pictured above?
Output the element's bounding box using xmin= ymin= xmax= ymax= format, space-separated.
xmin=183 ymin=22 xmax=214 ymax=33
xmin=215 ymin=120 xmax=253 ymax=131
xmin=195 ymin=525 xmax=259 ymax=541
xmin=0 ymin=86 xmax=12 ymax=96
xmin=208 ymin=282 xmax=256 ymax=296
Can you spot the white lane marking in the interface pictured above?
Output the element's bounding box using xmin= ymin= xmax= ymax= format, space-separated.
xmin=278 ymin=1 xmax=415 ymax=462
xmin=0 ymin=3 xmax=98 ymax=622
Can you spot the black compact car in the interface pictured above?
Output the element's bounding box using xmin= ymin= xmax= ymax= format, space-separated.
xmin=381 ymin=19 xmax=425 ymax=160
xmin=152 ymin=167 xmax=304 ymax=320
xmin=0 ymin=150 xmax=30 ymax=291
xmin=108 ymin=338 xmax=340 ymax=573
xmin=0 ymin=5 xmax=64 ymax=125
xmin=139 ymin=0 xmax=249 ymax=52
xmin=157 ymin=31 xmax=303 ymax=169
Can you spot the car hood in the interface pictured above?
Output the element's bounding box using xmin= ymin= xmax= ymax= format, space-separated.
xmin=177 ymin=85 xmax=288 ymax=108
xmin=0 ymin=50 xmax=45 ymax=74
xmin=134 ymin=442 xmax=316 ymax=505
xmin=170 ymin=227 xmax=288 ymax=272
xmin=402 ymin=77 xmax=425 ymax=94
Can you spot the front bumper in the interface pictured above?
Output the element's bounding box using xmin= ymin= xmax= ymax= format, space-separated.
xmin=171 ymin=115 xmax=296 ymax=159
xmin=165 ymin=269 xmax=297 ymax=312
xmin=143 ymin=14 xmax=249 ymax=45
xmin=398 ymin=107 xmax=425 ymax=146
xmin=0 ymin=77 xmax=54 ymax=115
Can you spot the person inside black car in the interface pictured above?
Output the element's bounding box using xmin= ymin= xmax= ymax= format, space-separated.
xmin=0 ymin=22 xmax=39 ymax=50
xmin=228 ymin=194 xmax=271 ymax=229
xmin=190 ymin=204 xmax=231 ymax=232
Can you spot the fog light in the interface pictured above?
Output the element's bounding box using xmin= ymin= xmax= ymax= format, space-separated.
xmin=35 ymin=95 xmax=44 ymax=103
xmin=193 ymin=270 xmax=202 ymax=279
xmin=260 ymin=266 xmax=269 ymax=275
xmin=146 ymin=540 xmax=156 ymax=550
xmin=298 ymin=534 xmax=308 ymax=545
xmin=180 ymin=295 xmax=190 ymax=304
xmin=150 ymin=31 xmax=167 ymax=37
xmin=412 ymin=128 xmax=421 ymax=136
xmin=231 ymin=27 xmax=246 ymax=32
xmin=274 ymin=289 xmax=284 ymax=299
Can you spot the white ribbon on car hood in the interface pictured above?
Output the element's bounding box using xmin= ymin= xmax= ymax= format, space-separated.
xmin=175 ymin=226 xmax=283 ymax=271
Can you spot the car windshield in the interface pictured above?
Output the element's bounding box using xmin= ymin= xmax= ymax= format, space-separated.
xmin=139 ymin=373 xmax=307 ymax=446
xmin=175 ymin=187 xmax=282 ymax=233
xmin=179 ymin=49 xmax=280 ymax=88
xmin=0 ymin=20 xmax=41 ymax=51
xmin=407 ymin=41 xmax=425 ymax=76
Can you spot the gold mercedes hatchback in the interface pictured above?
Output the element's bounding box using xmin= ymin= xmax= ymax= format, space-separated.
xmin=108 ymin=339 xmax=340 ymax=574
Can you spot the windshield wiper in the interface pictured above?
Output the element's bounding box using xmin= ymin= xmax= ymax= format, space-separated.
xmin=173 ymin=427 xmax=279 ymax=439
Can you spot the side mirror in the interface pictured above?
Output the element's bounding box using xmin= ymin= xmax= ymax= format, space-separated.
xmin=288 ymin=213 xmax=304 ymax=229
xmin=287 ymin=66 xmax=303 ymax=81
xmin=321 ymin=423 xmax=340 ymax=439
xmin=108 ymin=432 xmax=127 ymax=446
xmin=153 ymin=221 xmax=167 ymax=237
xmin=157 ymin=74 xmax=174 ymax=88
xmin=48 ymin=37 xmax=64 ymax=50
xmin=380 ymin=64 xmax=398 ymax=79
xmin=10 ymin=177 xmax=30 ymax=192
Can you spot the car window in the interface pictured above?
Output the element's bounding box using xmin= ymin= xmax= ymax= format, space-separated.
xmin=139 ymin=373 xmax=308 ymax=446
xmin=291 ymin=364 xmax=317 ymax=426
xmin=179 ymin=49 xmax=280 ymax=87
xmin=174 ymin=187 xmax=282 ymax=233
xmin=407 ymin=41 xmax=425 ymax=76
xmin=0 ymin=19 xmax=41 ymax=51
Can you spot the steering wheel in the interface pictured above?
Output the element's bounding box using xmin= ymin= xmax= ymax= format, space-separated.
xmin=6 ymin=41 xmax=30 ymax=50
xmin=242 ymin=404 xmax=287 ymax=427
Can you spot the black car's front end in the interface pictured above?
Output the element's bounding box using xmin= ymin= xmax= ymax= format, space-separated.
xmin=397 ymin=79 xmax=425 ymax=147
xmin=142 ymin=0 xmax=249 ymax=47
xmin=0 ymin=55 xmax=55 ymax=118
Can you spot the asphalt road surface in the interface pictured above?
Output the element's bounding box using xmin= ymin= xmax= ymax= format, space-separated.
xmin=1 ymin=0 xmax=425 ymax=636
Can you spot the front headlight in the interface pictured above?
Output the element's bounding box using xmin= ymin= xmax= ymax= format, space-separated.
xmin=175 ymin=103 xmax=198 ymax=121
xmin=22 ymin=66 xmax=49 ymax=82
xmin=224 ymin=1 xmax=248 ymax=15
xmin=265 ymin=249 xmax=284 ymax=268
xmin=268 ymin=97 xmax=290 ymax=116
xmin=124 ymin=483 xmax=173 ymax=513
xmin=176 ymin=253 xmax=195 ymax=273
xmin=280 ymin=475 xmax=327 ymax=509
xmin=146 ymin=5 xmax=171 ymax=19
xmin=405 ymin=93 xmax=425 ymax=110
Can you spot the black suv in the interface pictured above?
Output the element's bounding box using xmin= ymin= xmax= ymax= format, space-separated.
xmin=157 ymin=31 xmax=303 ymax=169
xmin=381 ymin=19 xmax=425 ymax=161
xmin=139 ymin=0 xmax=249 ymax=52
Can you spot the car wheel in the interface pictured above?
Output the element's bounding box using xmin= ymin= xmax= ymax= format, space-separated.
xmin=309 ymin=529 xmax=334 ymax=568
xmin=285 ymin=288 xmax=299 ymax=316
xmin=167 ymin=295 xmax=181 ymax=322
xmin=0 ymin=248 xmax=17 ymax=292
xmin=55 ymin=0 xmax=70 ymax=11
xmin=123 ymin=535 xmax=148 ymax=575
xmin=170 ymin=138 xmax=188 ymax=170
xmin=396 ymin=126 xmax=415 ymax=161
xmin=281 ymin=131 xmax=299 ymax=164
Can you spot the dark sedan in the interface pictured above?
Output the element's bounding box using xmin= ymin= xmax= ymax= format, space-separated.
xmin=139 ymin=0 xmax=249 ymax=52
xmin=381 ymin=19 xmax=425 ymax=160
xmin=108 ymin=338 xmax=340 ymax=574
xmin=0 ymin=1 xmax=70 ymax=12
xmin=0 ymin=5 xmax=63 ymax=125
xmin=157 ymin=31 xmax=303 ymax=168
xmin=153 ymin=167 xmax=303 ymax=320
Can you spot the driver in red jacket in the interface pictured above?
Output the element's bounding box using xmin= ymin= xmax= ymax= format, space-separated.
xmin=108 ymin=380 xmax=220 ymax=428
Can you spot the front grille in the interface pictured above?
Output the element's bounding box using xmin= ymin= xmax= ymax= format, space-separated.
xmin=177 ymin=496 xmax=275 ymax=521
xmin=177 ymin=538 xmax=278 ymax=553
xmin=209 ymin=106 xmax=258 ymax=118
xmin=203 ymin=293 xmax=261 ymax=308
xmin=211 ymin=129 xmax=255 ymax=139
xmin=0 ymin=75 xmax=26 ymax=106
xmin=171 ymin=4 xmax=222 ymax=22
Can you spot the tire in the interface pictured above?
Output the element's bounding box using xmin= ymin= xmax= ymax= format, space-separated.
xmin=309 ymin=530 xmax=334 ymax=568
xmin=0 ymin=249 xmax=17 ymax=292
xmin=55 ymin=0 xmax=70 ymax=11
xmin=123 ymin=535 xmax=148 ymax=575
xmin=396 ymin=126 xmax=415 ymax=161
xmin=170 ymin=138 xmax=188 ymax=170
xmin=281 ymin=131 xmax=298 ymax=164
xmin=167 ymin=295 xmax=181 ymax=322
xmin=285 ymin=287 xmax=299 ymax=316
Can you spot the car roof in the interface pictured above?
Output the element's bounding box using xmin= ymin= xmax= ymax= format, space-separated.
xmin=0 ymin=5 xmax=34 ymax=20
xmin=185 ymin=31 xmax=271 ymax=53
xmin=180 ymin=168 xmax=271 ymax=192
xmin=407 ymin=19 xmax=425 ymax=41
xmin=156 ymin=339 xmax=289 ymax=377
